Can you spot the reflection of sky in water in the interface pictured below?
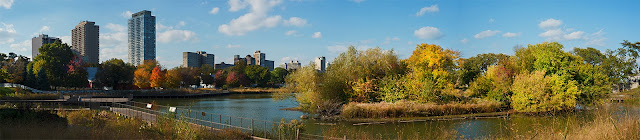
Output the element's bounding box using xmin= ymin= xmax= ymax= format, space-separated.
xmin=136 ymin=95 xmax=640 ymax=139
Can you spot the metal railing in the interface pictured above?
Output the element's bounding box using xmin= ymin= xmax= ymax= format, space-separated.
xmin=0 ymin=98 xmax=346 ymax=139
xmin=112 ymin=101 xmax=313 ymax=139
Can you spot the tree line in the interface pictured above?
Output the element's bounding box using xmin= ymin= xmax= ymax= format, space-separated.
xmin=286 ymin=41 xmax=640 ymax=113
xmin=0 ymin=41 xmax=290 ymax=90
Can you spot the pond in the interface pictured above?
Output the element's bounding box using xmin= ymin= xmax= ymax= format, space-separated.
xmin=134 ymin=93 xmax=640 ymax=139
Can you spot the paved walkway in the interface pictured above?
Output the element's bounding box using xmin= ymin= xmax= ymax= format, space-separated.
xmin=110 ymin=107 xmax=158 ymax=122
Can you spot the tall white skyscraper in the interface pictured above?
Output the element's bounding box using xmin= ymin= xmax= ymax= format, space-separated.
xmin=128 ymin=10 xmax=156 ymax=66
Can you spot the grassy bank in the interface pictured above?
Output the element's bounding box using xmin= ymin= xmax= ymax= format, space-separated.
xmin=0 ymin=104 xmax=251 ymax=139
xmin=324 ymin=104 xmax=640 ymax=139
xmin=62 ymin=110 xmax=252 ymax=139
xmin=0 ymin=87 xmax=58 ymax=100
xmin=228 ymin=87 xmax=284 ymax=93
xmin=341 ymin=100 xmax=502 ymax=119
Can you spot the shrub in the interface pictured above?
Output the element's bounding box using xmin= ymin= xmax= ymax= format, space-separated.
xmin=511 ymin=71 xmax=580 ymax=112
xmin=341 ymin=100 xmax=501 ymax=118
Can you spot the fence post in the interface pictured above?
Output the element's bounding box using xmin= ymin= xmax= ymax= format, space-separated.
xmin=264 ymin=121 xmax=267 ymax=138
xmin=219 ymin=115 xmax=222 ymax=129
xmin=296 ymin=128 xmax=299 ymax=140
xmin=251 ymin=119 xmax=254 ymax=135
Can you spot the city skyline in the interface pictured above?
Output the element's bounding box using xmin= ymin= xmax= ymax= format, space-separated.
xmin=1 ymin=0 xmax=640 ymax=68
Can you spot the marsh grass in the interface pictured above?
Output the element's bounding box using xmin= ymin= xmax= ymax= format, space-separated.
xmin=341 ymin=100 xmax=502 ymax=118
xmin=0 ymin=87 xmax=58 ymax=100
xmin=482 ymin=105 xmax=640 ymax=140
xmin=63 ymin=110 xmax=252 ymax=139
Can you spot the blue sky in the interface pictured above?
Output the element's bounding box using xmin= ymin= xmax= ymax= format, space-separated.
xmin=0 ymin=0 xmax=638 ymax=68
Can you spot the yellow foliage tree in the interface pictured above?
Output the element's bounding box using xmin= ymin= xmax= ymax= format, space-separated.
xmin=401 ymin=43 xmax=461 ymax=102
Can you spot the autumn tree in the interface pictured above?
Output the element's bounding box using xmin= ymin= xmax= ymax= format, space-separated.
xmin=133 ymin=60 xmax=158 ymax=89
xmin=458 ymin=53 xmax=509 ymax=86
xmin=226 ymin=71 xmax=249 ymax=87
xmin=64 ymin=56 xmax=89 ymax=88
xmin=214 ymin=70 xmax=227 ymax=88
xmin=510 ymin=42 xmax=610 ymax=112
xmin=164 ymin=68 xmax=181 ymax=88
xmin=401 ymin=43 xmax=460 ymax=102
xmin=150 ymin=65 xmax=165 ymax=88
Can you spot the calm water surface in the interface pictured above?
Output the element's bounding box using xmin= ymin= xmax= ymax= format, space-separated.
xmin=135 ymin=93 xmax=640 ymax=139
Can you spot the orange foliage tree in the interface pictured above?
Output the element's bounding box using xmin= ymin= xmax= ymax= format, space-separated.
xmin=150 ymin=65 xmax=165 ymax=88
xmin=133 ymin=60 xmax=158 ymax=89
xmin=134 ymin=68 xmax=151 ymax=89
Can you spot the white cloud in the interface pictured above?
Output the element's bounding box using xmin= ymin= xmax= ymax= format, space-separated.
xmin=220 ymin=0 xmax=310 ymax=36
xmin=228 ymin=0 xmax=248 ymax=12
xmin=59 ymin=36 xmax=71 ymax=45
xmin=0 ymin=23 xmax=17 ymax=44
xmin=121 ymin=11 xmax=133 ymax=18
xmin=489 ymin=18 xmax=494 ymax=23
xmin=474 ymin=30 xmax=500 ymax=39
xmin=226 ymin=44 xmax=241 ymax=48
xmin=502 ymin=32 xmax=521 ymax=38
xmin=350 ymin=0 xmax=365 ymax=3
xmin=0 ymin=0 xmax=13 ymax=9
xmin=283 ymin=17 xmax=308 ymax=27
xmin=563 ymin=31 xmax=584 ymax=40
xmin=100 ymin=23 xmax=128 ymax=61
xmin=106 ymin=23 xmax=126 ymax=32
xmin=285 ymin=30 xmax=299 ymax=36
xmin=414 ymin=26 xmax=443 ymax=40
xmin=312 ymin=32 xmax=322 ymax=38
xmin=460 ymin=38 xmax=469 ymax=44
xmin=156 ymin=23 xmax=173 ymax=31
xmin=219 ymin=0 xmax=285 ymax=36
xmin=407 ymin=41 xmax=414 ymax=45
xmin=391 ymin=37 xmax=400 ymax=41
xmin=209 ymin=7 xmax=220 ymax=14
xmin=585 ymin=29 xmax=607 ymax=47
xmin=539 ymin=18 xmax=563 ymax=29
xmin=39 ymin=26 xmax=50 ymax=33
xmin=537 ymin=18 xmax=603 ymax=43
xmin=539 ymin=29 xmax=564 ymax=40
xmin=416 ymin=5 xmax=439 ymax=16
xmin=178 ymin=21 xmax=186 ymax=27
xmin=9 ymin=40 xmax=29 ymax=51
xmin=158 ymin=30 xmax=197 ymax=43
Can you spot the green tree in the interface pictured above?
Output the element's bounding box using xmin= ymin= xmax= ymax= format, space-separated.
xmin=244 ymin=65 xmax=270 ymax=86
xmin=510 ymin=42 xmax=610 ymax=112
xmin=180 ymin=67 xmax=201 ymax=87
xmin=573 ymin=47 xmax=605 ymax=65
xmin=200 ymin=64 xmax=214 ymax=75
xmin=0 ymin=69 xmax=7 ymax=83
xmin=458 ymin=53 xmax=509 ymax=86
xmin=96 ymin=58 xmax=135 ymax=89
xmin=36 ymin=67 xmax=50 ymax=90
xmin=164 ymin=68 xmax=181 ymax=88
xmin=270 ymin=67 xmax=289 ymax=84
xmin=32 ymin=41 xmax=74 ymax=89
